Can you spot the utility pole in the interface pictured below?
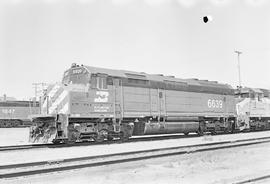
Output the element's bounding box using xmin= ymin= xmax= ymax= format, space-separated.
xmin=235 ymin=50 xmax=242 ymax=88
xmin=32 ymin=83 xmax=47 ymax=100
xmin=32 ymin=83 xmax=48 ymax=114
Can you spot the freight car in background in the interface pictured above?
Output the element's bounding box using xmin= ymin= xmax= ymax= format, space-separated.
xmin=0 ymin=100 xmax=40 ymax=128
xmin=30 ymin=63 xmax=238 ymax=143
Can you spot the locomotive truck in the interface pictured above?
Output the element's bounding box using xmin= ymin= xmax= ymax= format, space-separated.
xmin=30 ymin=63 xmax=238 ymax=143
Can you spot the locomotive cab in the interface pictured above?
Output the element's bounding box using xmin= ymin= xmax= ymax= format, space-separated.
xmin=62 ymin=64 xmax=90 ymax=85
xmin=30 ymin=64 xmax=134 ymax=143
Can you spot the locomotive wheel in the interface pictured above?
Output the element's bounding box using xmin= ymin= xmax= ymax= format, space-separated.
xmin=52 ymin=139 xmax=61 ymax=144
xmin=197 ymin=128 xmax=204 ymax=136
xmin=96 ymin=136 xmax=104 ymax=142
xmin=224 ymin=128 xmax=230 ymax=134
xmin=119 ymin=132 xmax=129 ymax=141
xmin=107 ymin=136 xmax=113 ymax=141
xmin=184 ymin=132 xmax=189 ymax=136
xmin=67 ymin=140 xmax=76 ymax=144
xmin=107 ymin=132 xmax=114 ymax=141
xmin=95 ymin=129 xmax=108 ymax=142
xmin=94 ymin=134 xmax=104 ymax=142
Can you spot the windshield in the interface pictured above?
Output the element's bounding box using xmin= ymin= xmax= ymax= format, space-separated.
xmin=62 ymin=67 xmax=89 ymax=85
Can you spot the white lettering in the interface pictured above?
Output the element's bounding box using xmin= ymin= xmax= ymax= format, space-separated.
xmin=2 ymin=109 xmax=15 ymax=114
xmin=72 ymin=69 xmax=82 ymax=74
xmin=207 ymin=99 xmax=223 ymax=109
xmin=94 ymin=91 xmax=109 ymax=103
xmin=94 ymin=106 xmax=109 ymax=112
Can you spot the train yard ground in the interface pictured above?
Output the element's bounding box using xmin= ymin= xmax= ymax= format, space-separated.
xmin=1 ymin=136 xmax=270 ymax=184
xmin=0 ymin=128 xmax=29 ymax=146
xmin=0 ymin=129 xmax=270 ymax=183
xmin=0 ymin=127 xmax=197 ymax=147
xmin=0 ymin=130 xmax=270 ymax=165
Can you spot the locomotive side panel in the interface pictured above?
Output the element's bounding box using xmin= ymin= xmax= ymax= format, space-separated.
xmin=122 ymin=86 xmax=152 ymax=117
xmin=166 ymin=90 xmax=235 ymax=116
xmin=248 ymin=99 xmax=270 ymax=117
xmin=165 ymin=91 xmax=235 ymax=117
xmin=120 ymin=88 xmax=236 ymax=118
xmin=69 ymin=89 xmax=114 ymax=118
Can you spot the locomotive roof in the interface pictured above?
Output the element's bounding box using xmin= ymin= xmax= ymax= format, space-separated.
xmin=81 ymin=65 xmax=233 ymax=90
xmin=0 ymin=100 xmax=39 ymax=107
xmin=260 ymin=88 xmax=270 ymax=97
xmin=236 ymin=87 xmax=270 ymax=97
xmin=236 ymin=87 xmax=263 ymax=94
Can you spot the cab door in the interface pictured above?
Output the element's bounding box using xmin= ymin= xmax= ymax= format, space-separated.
xmin=158 ymin=88 xmax=166 ymax=117
xmin=113 ymin=78 xmax=123 ymax=120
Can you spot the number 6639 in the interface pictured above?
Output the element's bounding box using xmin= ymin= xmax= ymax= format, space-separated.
xmin=207 ymin=99 xmax=223 ymax=108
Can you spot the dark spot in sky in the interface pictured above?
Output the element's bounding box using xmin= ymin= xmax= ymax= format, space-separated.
xmin=203 ymin=16 xmax=208 ymax=23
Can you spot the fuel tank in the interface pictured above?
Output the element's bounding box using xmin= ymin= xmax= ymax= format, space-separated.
xmin=133 ymin=121 xmax=199 ymax=135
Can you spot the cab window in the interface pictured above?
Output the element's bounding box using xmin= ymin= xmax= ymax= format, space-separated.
xmin=250 ymin=93 xmax=255 ymax=99
xmin=258 ymin=94 xmax=263 ymax=101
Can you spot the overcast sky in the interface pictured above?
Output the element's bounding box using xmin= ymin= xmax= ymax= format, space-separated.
xmin=0 ymin=0 xmax=270 ymax=100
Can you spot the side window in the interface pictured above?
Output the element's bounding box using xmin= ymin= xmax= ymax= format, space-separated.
xmin=258 ymin=94 xmax=263 ymax=101
xmin=91 ymin=76 xmax=107 ymax=89
xmin=91 ymin=76 xmax=98 ymax=88
xmin=100 ymin=77 xmax=107 ymax=89
xmin=107 ymin=77 xmax=113 ymax=85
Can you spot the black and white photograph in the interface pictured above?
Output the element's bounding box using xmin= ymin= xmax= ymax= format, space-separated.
xmin=0 ymin=0 xmax=270 ymax=183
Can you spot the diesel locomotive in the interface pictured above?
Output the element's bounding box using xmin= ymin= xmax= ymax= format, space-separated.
xmin=30 ymin=63 xmax=239 ymax=143
xmin=235 ymin=87 xmax=270 ymax=131
xmin=0 ymin=100 xmax=40 ymax=128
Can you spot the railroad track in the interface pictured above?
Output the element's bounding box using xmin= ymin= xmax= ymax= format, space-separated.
xmin=0 ymin=143 xmax=51 ymax=152
xmin=0 ymin=133 xmax=199 ymax=152
xmin=1 ymin=136 xmax=270 ymax=179
xmin=234 ymin=174 xmax=270 ymax=184
xmin=1 ymin=130 xmax=269 ymax=152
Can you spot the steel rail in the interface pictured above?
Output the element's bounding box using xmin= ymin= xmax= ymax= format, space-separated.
xmin=1 ymin=130 xmax=269 ymax=152
xmin=0 ymin=134 xmax=198 ymax=152
xmin=0 ymin=143 xmax=51 ymax=151
xmin=1 ymin=136 xmax=270 ymax=179
xmin=234 ymin=174 xmax=270 ymax=184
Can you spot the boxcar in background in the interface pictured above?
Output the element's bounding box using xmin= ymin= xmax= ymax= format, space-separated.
xmin=0 ymin=100 xmax=40 ymax=127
